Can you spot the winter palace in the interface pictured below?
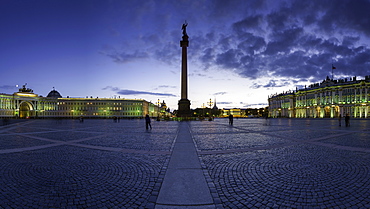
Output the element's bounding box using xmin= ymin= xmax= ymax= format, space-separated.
xmin=268 ymin=76 xmax=370 ymax=118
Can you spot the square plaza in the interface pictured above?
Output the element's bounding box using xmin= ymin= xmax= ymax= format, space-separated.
xmin=1 ymin=118 xmax=370 ymax=208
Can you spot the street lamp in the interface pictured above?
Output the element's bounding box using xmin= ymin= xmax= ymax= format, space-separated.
xmin=207 ymin=98 xmax=214 ymax=121
xmin=207 ymin=98 xmax=213 ymax=109
xmin=157 ymin=99 xmax=160 ymax=121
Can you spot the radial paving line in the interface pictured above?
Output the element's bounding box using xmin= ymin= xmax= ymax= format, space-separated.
xmin=155 ymin=122 xmax=214 ymax=208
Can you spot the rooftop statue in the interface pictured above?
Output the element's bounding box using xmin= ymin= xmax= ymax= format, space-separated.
xmin=19 ymin=83 xmax=33 ymax=93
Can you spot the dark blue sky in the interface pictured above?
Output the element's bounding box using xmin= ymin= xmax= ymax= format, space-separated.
xmin=1 ymin=0 xmax=370 ymax=109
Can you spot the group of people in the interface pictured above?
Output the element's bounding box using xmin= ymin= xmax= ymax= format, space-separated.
xmin=229 ymin=114 xmax=351 ymax=127
xmin=338 ymin=114 xmax=350 ymax=127
xmin=146 ymin=113 xmax=352 ymax=129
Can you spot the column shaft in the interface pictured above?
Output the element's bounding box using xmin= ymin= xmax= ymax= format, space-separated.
xmin=181 ymin=46 xmax=188 ymax=100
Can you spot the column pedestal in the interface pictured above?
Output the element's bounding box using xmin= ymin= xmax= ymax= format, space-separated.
xmin=178 ymin=99 xmax=191 ymax=117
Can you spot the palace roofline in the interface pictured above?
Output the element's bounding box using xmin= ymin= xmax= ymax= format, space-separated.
xmin=269 ymin=75 xmax=370 ymax=98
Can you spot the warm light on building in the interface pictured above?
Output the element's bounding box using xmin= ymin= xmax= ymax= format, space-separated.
xmin=14 ymin=93 xmax=38 ymax=97
xmin=268 ymin=76 xmax=370 ymax=118
xmin=0 ymin=85 xmax=171 ymax=119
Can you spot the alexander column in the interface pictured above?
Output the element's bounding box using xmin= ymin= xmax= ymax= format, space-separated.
xmin=177 ymin=21 xmax=191 ymax=117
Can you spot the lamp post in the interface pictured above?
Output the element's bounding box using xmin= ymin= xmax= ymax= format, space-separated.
xmin=157 ymin=99 xmax=160 ymax=121
xmin=207 ymin=98 xmax=214 ymax=121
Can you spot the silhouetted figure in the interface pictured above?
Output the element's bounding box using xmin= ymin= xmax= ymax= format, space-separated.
xmin=145 ymin=114 xmax=152 ymax=130
xmin=79 ymin=116 xmax=84 ymax=123
xmin=228 ymin=114 xmax=233 ymax=125
xmin=338 ymin=114 xmax=342 ymax=126
xmin=182 ymin=21 xmax=188 ymax=36
xmin=345 ymin=114 xmax=350 ymax=127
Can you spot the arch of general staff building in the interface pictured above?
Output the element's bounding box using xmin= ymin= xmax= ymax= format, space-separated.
xmin=268 ymin=76 xmax=370 ymax=118
xmin=0 ymin=87 xmax=169 ymax=119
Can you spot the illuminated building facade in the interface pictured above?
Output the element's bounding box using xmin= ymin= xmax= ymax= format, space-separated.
xmin=221 ymin=108 xmax=267 ymax=118
xmin=0 ymin=85 xmax=167 ymax=119
xmin=269 ymin=76 xmax=370 ymax=118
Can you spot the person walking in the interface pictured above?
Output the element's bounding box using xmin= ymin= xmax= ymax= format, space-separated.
xmin=145 ymin=114 xmax=152 ymax=130
xmin=345 ymin=113 xmax=350 ymax=127
xmin=338 ymin=114 xmax=342 ymax=126
xmin=228 ymin=114 xmax=233 ymax=125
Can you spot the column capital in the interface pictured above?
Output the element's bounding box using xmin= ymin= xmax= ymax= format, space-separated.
xmin=180 ymin=40 xmax=189 ymax=47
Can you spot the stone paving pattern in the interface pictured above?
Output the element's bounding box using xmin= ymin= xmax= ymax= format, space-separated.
xmin=1 ymin=118 xmax=370 ymax=208
xmin=192 ymin=119 xmax=370 ymax=208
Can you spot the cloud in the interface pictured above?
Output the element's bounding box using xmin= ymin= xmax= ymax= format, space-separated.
xmin=243 ymin=103 xmax=268 ymax=108
xmin=154 ymin=85 xmax=177 ymax=90
xmin=157 ymin=85 xmax=176 ymax=88
xmin=251 ymin=79 xmax=291 ymax=89
xmin=189 ymin=73 xmax=207 ymax=77
xmin=117 ymin=89 xmax=176 ymax=97
xmin=213 ymin=92 xmax=227 ymax=96
xmin=217 ymin=102 xmax=233 ymax=105
xmin=102 ymin=86 xmax=120 ymax=91
xmin=216 ymin=49 xmax=243 ymax=69
xmin=0 ymin=85 xmax=17 ymax=90
xmin=233 ymin=15 xmax=265 ymax=35
xmin=103 ymin=86 xmax=176 ymax=97
xmin=100 ymin=0 xmax=370 ymax=84
xmin=314 ymin=0 xmax=370 ymax=36
xmin=100 ymin=50 xmax=149 ymax=64
xmin=195 ymin=0 xmax=370 ymax=82
xmin=154 ymin=41 xmax=180 ymax=66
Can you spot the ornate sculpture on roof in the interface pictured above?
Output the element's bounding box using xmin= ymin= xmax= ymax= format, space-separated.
xmin=19 ymin=83 xmax=33 ymax=93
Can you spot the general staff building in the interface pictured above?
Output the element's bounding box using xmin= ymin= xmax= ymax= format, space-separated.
xmin=0 ymin=85 xmax=168 ymax=119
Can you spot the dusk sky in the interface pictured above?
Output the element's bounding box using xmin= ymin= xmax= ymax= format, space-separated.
xmin=1 ymin=0 xmax=370 ymax=110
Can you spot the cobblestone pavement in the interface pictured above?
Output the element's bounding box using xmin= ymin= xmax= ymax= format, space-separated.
xmin=0 ymin=119 xmax=177 ymax=208
xmin=192 ymin=118 xmax=370 ymax=208
xmin=1 ymin=118 xmax=370 ymax=208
